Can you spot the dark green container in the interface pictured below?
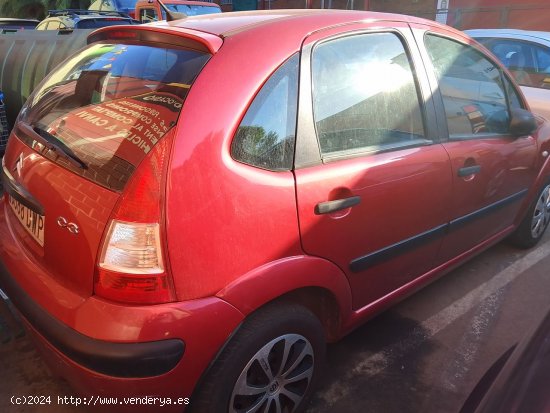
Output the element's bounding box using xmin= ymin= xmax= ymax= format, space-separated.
xmin=0 ymin=29 xmax=92 ymax=130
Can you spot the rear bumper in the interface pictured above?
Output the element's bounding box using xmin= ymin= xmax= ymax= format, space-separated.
xmin=0 ymin=260 xmax=184 ymax=378
xmin=0 ymin=261 xmax=245 ymax=407
xmin=0 ymin=210 xmax=245 ymax=411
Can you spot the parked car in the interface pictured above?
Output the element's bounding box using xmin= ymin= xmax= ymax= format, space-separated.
xmin=0 ymin=18 xmax=39 ymax=31
xmin=136 ymin=0 xmax=221 ymax=23
xmin=35 ymin=10 xmax=137 ymax=30
xmin=1 ymin=10 xmax=550 ymax=413
xmin=466 ymin=29 xmax=550 ymax=120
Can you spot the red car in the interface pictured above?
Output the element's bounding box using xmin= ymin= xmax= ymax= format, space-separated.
xmin=1 ymin=10 xmax=550 ymax=413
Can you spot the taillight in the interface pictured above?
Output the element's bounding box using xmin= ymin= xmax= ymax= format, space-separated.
xmin=95 ymin=133 xmax=175 ymax=304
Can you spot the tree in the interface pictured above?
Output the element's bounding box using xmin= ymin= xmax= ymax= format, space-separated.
xmin=0 ymin=0 xmax=91 ymax=19
xmin=1 ymin=0 xmax=45 ymax=19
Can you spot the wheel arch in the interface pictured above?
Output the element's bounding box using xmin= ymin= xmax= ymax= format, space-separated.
xmin=216 ymin=255 xmax=353 ymax=342
xmin=188 ymin=295 xmax=329 ymax=413
xmin=514 ymin=154 xmax=550 ymax=227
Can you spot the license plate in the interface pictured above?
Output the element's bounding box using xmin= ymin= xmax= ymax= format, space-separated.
xmin=8 ymin=196 xmax=45 ymax=246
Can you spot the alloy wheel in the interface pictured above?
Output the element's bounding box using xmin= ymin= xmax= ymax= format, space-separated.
xmin=230 ymin=334 xmax=315 ymax=413
xmin=531 ymin=184 xmax=550 ymax=239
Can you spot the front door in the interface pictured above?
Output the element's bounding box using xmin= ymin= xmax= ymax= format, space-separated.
xmin=418 ymin=30 xmax=539 ymax=263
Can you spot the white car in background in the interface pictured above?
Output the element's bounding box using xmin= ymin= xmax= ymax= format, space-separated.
xmin=466 ymin=29 xmax=550 ymax=120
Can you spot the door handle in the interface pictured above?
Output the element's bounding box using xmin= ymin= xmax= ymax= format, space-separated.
xmin=315 ymin=196 xmax=361 ymax=215
xmin=457 ymin=165 xmax=481 ymax=177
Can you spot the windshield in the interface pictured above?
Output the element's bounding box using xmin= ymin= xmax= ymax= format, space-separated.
xmin=76 ymin=19 xmax=133 ymax=29
xmin=19 ymin=42 xmax=210 ymax=191
xmin=166 ymin=4 xmax=221 ymax=16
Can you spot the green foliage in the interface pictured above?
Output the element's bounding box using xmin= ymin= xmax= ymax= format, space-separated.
xmin=0 ymin=0 xmax=91 ymax=19
xmin=237 ymin=126 xmax=280 ymax=158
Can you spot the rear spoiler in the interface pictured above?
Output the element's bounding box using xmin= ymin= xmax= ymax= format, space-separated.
xmin=88 ymin=25 xmax=223 ymax=54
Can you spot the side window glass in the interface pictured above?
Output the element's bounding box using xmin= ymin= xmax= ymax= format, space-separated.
xmin=534 ymin=45 xmax=550 ymax=89
xmin=535 ymin=47 xmax=550 ymax=73
xmin=231 ymin=54 xmax=299 ymax=171
xmin=311 ymin=32 xmax=427 ymax=158
xmin=425 ymin=34 xmax=511 ymax=137
xmin=502 ymin=74 xmax=524 ymax=110
xmin=485 ymin=40 xmax=548 ymax=89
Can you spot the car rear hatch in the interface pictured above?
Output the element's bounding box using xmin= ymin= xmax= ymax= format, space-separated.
xmin=1 ymin=30 xmax=213 ymax=303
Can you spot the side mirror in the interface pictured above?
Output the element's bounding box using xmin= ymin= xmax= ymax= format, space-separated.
xmin=510 ymin=108 xmax=537 ymax=137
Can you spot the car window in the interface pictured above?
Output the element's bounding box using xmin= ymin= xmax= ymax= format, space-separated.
xmin=481 ymin=39 xmax=550 ymax=89
xmin=425 ymin=34 xmax=518 ymax=138
xmin=20 ymin=43 xmax=210 ymax=191
xmin=140 ymin=8 xmax=159 ymax=22
xmin=535 ymin=47 xmax=550 ymax=71
xmin=311 ymin=32 xmax=428 ymax=158
xmin=76 ymin=19 xmax=131 ymax=29
xmin=502 ymin=73 xmax=524 ymax=110
xmin=231 ymin=54 xmax=299 ymax=171
xmin=0 ymin=20 xmax=38 ymax=29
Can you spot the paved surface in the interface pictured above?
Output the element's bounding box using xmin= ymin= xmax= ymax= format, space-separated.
xmin=307 ymin=233 xmax=550 ymax=413
xmin=1 ymin=231 xmax=549 ymax=413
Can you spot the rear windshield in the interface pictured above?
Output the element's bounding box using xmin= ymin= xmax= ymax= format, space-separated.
xmin=76 ymin=19 xmax=134 ymax=29
xmin=19 ymin=42 xmax=210 ymax=191
xmin=0 ymin=21 xmax=38 ymax=29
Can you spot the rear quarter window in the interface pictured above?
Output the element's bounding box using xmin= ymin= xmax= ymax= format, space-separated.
xmin=231 ymin=54 xmax=299 ymax=171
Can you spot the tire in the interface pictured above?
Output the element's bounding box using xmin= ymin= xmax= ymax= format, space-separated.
xmin=189 ymin=303 xmax=326 ymax=413
xmin=509 ymin=181 xmax=550 ymax=249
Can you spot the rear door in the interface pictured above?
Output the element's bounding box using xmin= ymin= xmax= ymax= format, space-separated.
xmin=294 ymin=23 xmax=453 ymax=310
xmin=415 ymin=27 xmax=538 ymax=263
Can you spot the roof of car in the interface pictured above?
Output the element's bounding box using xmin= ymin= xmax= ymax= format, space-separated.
xmin=91 ymin=9 xmax=456 ymax=55
xmin=466 ymin=28 xmax=550 ymax=43
xmin=38 ymin=12 xmax=134 ymax=30
xmin=0 ymin=18 xmax=40 ymax=23
xmin=74 ymin=14 xmax=133 ymax=20
xmin=151 ymin=9 xmax=446 ymax=38
xmin=42 ymin=14 xmax=132 ymax=23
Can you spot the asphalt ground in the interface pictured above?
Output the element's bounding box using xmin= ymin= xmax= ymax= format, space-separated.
xmin=1 ymin=225 xmax=549 ymax=413
xmin=307 ymin=232 xmax=550 ymax=413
